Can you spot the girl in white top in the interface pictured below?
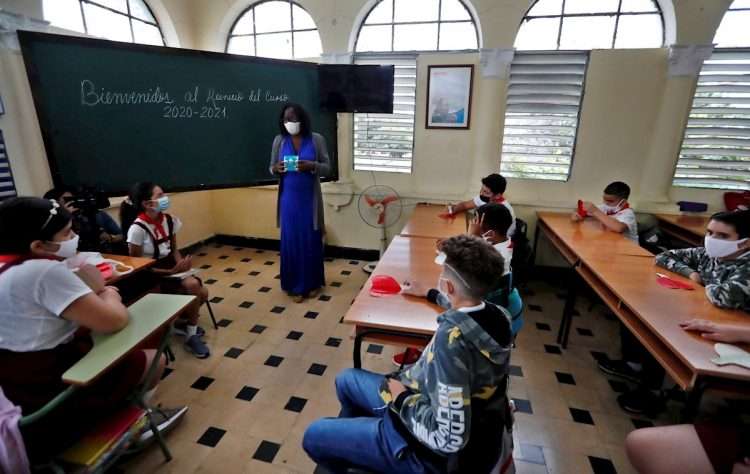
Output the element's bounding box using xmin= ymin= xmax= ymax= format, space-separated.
xmin=0 ymin=197 xmax=184 ymax=462
xmin=121 ymin=182 xmax=210 ymax=359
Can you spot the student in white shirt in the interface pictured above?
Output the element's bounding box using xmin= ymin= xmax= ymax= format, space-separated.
xmin=446 ymin=173 xmax=517 ymax=236
xmin=121 ymin=182 xmax=210 ymax=359
xmin=572 ymin=181 xmax=638 ymax=242
xmin=0 ymin=197 xmax=186 ymax=463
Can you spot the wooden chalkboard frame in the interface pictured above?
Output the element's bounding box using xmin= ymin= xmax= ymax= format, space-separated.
xmin=17 ymin=30 xmax=339 ymax=196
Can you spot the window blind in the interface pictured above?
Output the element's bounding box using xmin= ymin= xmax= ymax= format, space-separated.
xmin=353 ymin=56 xmax=416 ymax=173
xmin=500 ymin=52 xmax=588 ymax=181
xmin=0 ymin=131 xmax=16 ymax=201
xmin=674 ymin=49 xmax=750 ymax=190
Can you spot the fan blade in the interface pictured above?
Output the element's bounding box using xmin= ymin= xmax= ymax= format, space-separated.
xmin=364 ymin=195 xmax=377 ymax=207
xmin=377 ymin=211 xmax=386 ymax=225
xmin=380 ymin=195 xmax=399 ymax=206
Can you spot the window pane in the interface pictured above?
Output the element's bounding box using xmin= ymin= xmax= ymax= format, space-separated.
xmin=620 ymin=0 xmax=658 ymax=13
xmin=254 ymin=1 xmax=291 ymax=34
xmin=83 ymin=3 xmax=133 ymax=42
xmin=293 ymin=30 xmax=322 ymax=58
xmin=356 ymin=24 xmax=393 ymax=52
xmin=256 ymin=32 xmax=293 ymax=59
xmin=90 ymin=0 xmax=128 ymax=13
xmin=560 ymin=16 xmax=616 ymax=49
xmin=515 ymin=17 xmax=560 ymax=50
xmin=439 ymin=22 xmax=477 ymax=50
xmin=231 ymin=10 xmax=254 ymax=35
xmin=393 ymin=0 xmax=439 ymax=23
xmin=394 ymin=23 xmax=438 ymax=51
xmin=365 ymin=0 xmax=393 ymax=24
xmin=128 ymin=0 xmax=156 ymax=22
xmin=292 ymin=5 xmax=316 ymax=30
xmin=564 ymin=0 xmax=619 ymax=14
xmin=526 ymin=0 xmax=563 ymax=16
xmin=714 ymin=11 xmax=750 ymax=48
xmin=43 ymin=0 xmax=85 ymax=32
xmin=227 ymin=36 xmax=255 ymax=56
xmin=440 ymin=0 xmax=470 ymax=21
xmin=132 ymin=19 xmax=163 ymax=45
xmin=614 ymin=14 xmax=662 ymax=48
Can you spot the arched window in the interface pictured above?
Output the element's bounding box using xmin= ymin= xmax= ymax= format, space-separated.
xmin=515 ymin=0 xmax=665 ymax=51
xmin=225 ymin=1 xmax=322 ymax=60
xmin=355 ymin=0 xmax=478 ymax=53
xmin=42 ymin=0 xmax=165 ymax=46
xmin=673 ymin=0 xmax=750 ymax=190
xmin=352 ymin=0 xmax=479 ymax=173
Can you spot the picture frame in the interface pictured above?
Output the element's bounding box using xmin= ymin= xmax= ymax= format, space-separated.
xmin=425 ymin=65 xmax=474 ymax=129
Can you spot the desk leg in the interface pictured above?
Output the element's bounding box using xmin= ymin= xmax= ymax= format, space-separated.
xmin=133 ymin=326 xmax=174 ymax=462
xmin=353 ymin=331 xmax=364 ymax=369
xmin=682 ymin=379 xmax=707 ymax=422
xmin=557 ymin=270 xmax=578 ymax=349
xmin=532 ymin=223 xmax=542 ymax=266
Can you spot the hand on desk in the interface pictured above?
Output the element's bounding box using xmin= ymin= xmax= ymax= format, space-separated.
xmin=401 ymin=280 xmax=429 ymax=298
xmin=77 ymin=264 xmax=107 ymax=294
xmin=680 ymin=319 xmax=750 ymax=343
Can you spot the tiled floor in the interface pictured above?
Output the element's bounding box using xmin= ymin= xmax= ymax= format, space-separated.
xmin=122 ymin=244 xmax=683 ymax=474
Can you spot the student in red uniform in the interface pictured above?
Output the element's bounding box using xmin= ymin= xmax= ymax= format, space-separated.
xmin=120 ymin=182 xmax=211 ymax=359
xmin=0 ymin=197 xmax=186 ymax=463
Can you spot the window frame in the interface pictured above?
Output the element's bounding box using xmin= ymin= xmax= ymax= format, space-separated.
xmin=53 ymin=0 xmax=166 ymax=46
xmin=224 ymin=0 xmax=321 ymax=59
xmin=518 ymin=0 xmax=665 ymax=50
xmin=353 ymin=0 xmax=480 ymax=53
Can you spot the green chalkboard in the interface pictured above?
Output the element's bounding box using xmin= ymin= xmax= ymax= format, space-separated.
xmin=18 ymin=31 xmax=338 ymax=195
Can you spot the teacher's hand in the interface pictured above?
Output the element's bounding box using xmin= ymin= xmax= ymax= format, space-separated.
xmin=297 ymin=160 xmax=316 ymax=172
xmin=273 ymin=161 xmax=287 ymax=173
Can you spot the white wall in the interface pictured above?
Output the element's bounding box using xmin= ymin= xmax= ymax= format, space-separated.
xmin=0 ymin=0 xmax=740 ymax=250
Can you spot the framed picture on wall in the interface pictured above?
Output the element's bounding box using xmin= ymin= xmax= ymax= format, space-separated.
xmin=426 ymin=65 xmax=474 ymax=129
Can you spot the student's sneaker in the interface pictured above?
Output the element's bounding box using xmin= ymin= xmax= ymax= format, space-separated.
xmin=392 ymin=348 xmax=422 ymax=367
xmin=597 ymin=358 xmax=643 ymax=384
xmin=184 ymin=335 xmax=210 ymax=359
xmin=617 ymin=388 xmax=665 ymax=416
xmin=172 ymin=323 xmax=206 ymax=338
xmin=137 ymin=405 xmax=188 ymax=445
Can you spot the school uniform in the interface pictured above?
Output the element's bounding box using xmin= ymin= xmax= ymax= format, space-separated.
xmin=127 ymin=213 xmax=182 ymax=261
xmin=473 ymin=195 xmax=516 ymax=236
xmin=0 ymin=258 xmax=145 ymax=462
xmin=596 ymin=204 xmax=638 ymax=242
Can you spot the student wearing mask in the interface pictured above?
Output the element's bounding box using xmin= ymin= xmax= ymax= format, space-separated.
xmin=303 ymin=235 xmax=515 ymax=474
xmin=121 ymin=182 xmax=211 ymax=359
xmin=0 ymin=197 xmax=186 ymax=463
xmin=269 ymin=103 xmax=331 ymax=303
xmin=446 ymin=173 xmax=516 ymax=236
xmin=572 ymin=181 xmax=638 ymax=242
xmin=600 ymin=210 xmax=750 ymax=414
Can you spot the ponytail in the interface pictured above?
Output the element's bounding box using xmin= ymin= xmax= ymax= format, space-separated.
xmin=120 ymin=182 xmax=156 ymax=235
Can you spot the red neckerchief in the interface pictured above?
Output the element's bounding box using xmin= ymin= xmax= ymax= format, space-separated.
xmin=491 ymin=195 xmax=506 ymax=204
xmin=138 ymin=212 xmax=168 ymax=240
xmin=605 ymin=202 xmax=630 ymax=216
xmin=0 ymin=255 xmax=57 ymax=276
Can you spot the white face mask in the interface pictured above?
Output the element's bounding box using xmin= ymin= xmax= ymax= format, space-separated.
xmin=601 ymin=199 xmax=624 ymax=215
xmin=704 ymin=235 xmax=748 ymax=259
xmin=284 ymin=121 xmax=301 ymax=136
xmin=50 ymin=234 xmax=79 ymax=259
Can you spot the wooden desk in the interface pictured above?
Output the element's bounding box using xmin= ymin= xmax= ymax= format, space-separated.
xmin=343 ymin=236 xmax=442 ymax=367
xmin=536 ymin=212 xmax=749 ymax=416
xmin=654 ymin=213 xmax=708 ymax=247
xmin=400 ymin=203 xmax=467 ymax=239
xmin=101 ymin=254 xmax=155 ymax=284
xmin=63 ymin=293 xmax=195 ymax=386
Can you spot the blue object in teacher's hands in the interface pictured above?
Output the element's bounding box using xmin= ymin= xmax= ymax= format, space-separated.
xmin=283 ymin=155 xmax=299 ymax=172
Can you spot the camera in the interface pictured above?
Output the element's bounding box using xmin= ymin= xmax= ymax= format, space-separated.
xmin=69 ymin=187 xmax=110 ymax=214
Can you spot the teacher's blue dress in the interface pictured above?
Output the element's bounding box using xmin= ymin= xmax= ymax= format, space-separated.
xmin=279 ymin=136 xmax=325 ymax=296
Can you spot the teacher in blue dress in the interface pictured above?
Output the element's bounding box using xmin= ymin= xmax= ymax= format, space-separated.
xmin=270 ymin=103 xmax=330 ymax=303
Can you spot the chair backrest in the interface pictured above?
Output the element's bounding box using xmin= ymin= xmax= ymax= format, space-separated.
xmin=510 ymin=218 xmax=532 ymax=285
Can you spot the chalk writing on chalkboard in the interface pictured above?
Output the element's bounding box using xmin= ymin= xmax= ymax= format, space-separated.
xmin=80 ymin=79 xmax=289 ymax=120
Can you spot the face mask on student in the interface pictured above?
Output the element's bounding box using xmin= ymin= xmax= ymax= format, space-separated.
xmin=285 ymin=121 xmax=301 ymax=136
xmin=50 ymin=234 xmax=80 ymax=259
xmin=601 ymin=199 xmax=624 ymax=215
xmin=479 ymin=194 xmax=491 ymax=204
xmin=704 ymin=235 xmax=748 ymax=259
xmin=155 ymin=196 xmax=170 ymax=212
